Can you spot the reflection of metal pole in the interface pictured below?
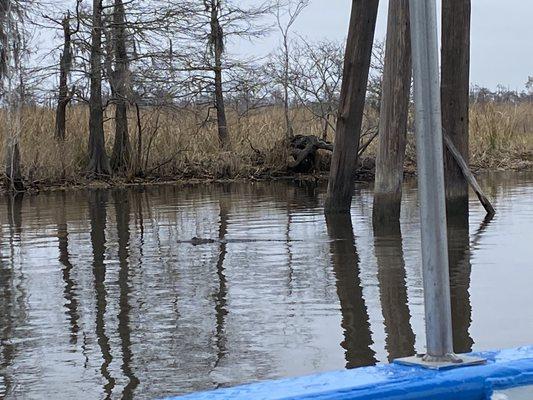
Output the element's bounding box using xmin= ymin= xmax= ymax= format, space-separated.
xmin=396 ymin=0 xmax=485 ymax=368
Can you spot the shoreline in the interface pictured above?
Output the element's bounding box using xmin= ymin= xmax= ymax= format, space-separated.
xmin=2 ymin=161 xmax=532 ymax=196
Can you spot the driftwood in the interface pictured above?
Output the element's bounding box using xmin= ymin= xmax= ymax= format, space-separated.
xmin=443 ymin=131 xmax=496 ymax=216
xmin=289 ymin=135 xmax=333 ymax=172
xmin=288 ymin=133 xmax=379 ymax=174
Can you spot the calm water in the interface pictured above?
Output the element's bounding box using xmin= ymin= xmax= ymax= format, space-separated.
xmin=0 ymin=173 xmax=532 ymax=399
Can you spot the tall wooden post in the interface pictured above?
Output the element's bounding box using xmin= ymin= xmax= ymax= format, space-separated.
xmin=442 ymin=0 xmax=471 ymax=212
xmin=373 ymin=0 xmax=411 ymax=223
xmin=324 ymin=0 xmax=379 ymax=214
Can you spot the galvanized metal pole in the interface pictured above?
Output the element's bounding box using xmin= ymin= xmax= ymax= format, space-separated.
xmin=395 ymin=0 xmax=485 ymax=370
xmin=408 ymin=0 xmax=454 ymax=361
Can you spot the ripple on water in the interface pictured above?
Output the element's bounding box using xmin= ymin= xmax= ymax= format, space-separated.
xmin=0 ymin=173 xmax=532 ymax=398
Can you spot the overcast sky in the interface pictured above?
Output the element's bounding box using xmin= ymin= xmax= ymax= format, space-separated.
xmin=37 ymin=0 xmax=533 ymax=90
xmin=234 ymin=0 xmax=533 ymax=90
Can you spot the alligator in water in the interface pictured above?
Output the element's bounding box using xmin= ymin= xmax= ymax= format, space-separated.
xmin=177 ymin=237 xmax=302 ymax=246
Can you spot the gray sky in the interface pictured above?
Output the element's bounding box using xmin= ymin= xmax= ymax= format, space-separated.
xmin=38 ymin=0 xmax=533 ymax=90
xmin=235 ymin=0 xmax=533 ymax=90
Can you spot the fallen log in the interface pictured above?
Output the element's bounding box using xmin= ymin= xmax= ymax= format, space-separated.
xmin=288 ymin=133 xmax=379 ymax=174
xmin=443 ymin=131 xmax=496 ymax=216
xmin=288 ymin=135 xmax=333 ymax=173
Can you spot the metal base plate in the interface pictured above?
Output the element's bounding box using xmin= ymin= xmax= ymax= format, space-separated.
xmin=394 ymin=354 xmax=487 ymax=370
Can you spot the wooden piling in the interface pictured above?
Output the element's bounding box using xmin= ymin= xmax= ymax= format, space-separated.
xmin=441 ymin=0 xmax=472 ymax=209
xmin=324 ymin=0 xmax=379 ymax=214
xmin=373 ymin=0 xmax=412 ymax=223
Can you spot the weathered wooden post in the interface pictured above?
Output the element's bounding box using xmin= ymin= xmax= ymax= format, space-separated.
xmin=373 ymin=0 xmax=411 ymax=223
xmin=442 ymin=0 xmax=472 ymax=213
xmin=324 ymin=0 xmax=379 ymax=214
xmin=396 ymin=0 xmax=484 ymax=368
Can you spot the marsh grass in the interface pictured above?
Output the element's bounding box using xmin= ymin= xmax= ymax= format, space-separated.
xmin=470 ymin=102 xmax=533 ymax=169
xmin=0 ymin=101 xmax=531 ymax=188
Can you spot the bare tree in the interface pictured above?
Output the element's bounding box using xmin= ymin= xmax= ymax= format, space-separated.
xmin=87 ymin=0 xmax=111 ymax=176
xmin=208 ymin=0 xmax=230 ymax=149
xmin=43 ymin=0 xmax=82 ymax=141
xmin=1 ymin=0 xmax=25 ymax=191
xmin=173 ymin=0 xmax=271 ymax=150
xmin=273 ymin=0 xmax=309 ymax=139
xmin=109 ymin=0 xmax=132 ymax=173
xmin=287 ymin=38 xmax=343 ymax=140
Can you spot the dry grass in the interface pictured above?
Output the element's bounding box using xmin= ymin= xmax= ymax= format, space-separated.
xmin=0 ymin=101 xmax=532 ymax=188
xmin=0 ymin=105 xmax=325 ymax=185
xmin=470 ymin=102 xmax=533 ymax=169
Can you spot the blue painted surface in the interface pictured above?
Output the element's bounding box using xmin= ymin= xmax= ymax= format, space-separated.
xmin=166 ymin=347 xmax=533 ymax=400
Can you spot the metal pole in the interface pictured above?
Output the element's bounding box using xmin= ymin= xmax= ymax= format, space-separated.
xmin=408 ymin=0 xmax=454 ymax=361
xmin=394 ymin=0 xmax=485 ymax=369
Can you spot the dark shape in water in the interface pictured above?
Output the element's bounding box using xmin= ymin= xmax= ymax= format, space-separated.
xmin=373 ymin=218 xmax=416 ymax=361
xmin=212 ymin=192 xmax=230 ymax=372
xmin=326 ymin=213 xmax=376 ymax=369
xmin=180 ymin=237 xmax=302 ymax=246
xmin=56 ymin=192 xmax=80 ymax=345
xmin=447 ymin=206 xmax=476 ymax=354
xmin=113 ymin=189 xmax=140 ymax=399
xmin=89 ymin=190 xmax=116 ymax=397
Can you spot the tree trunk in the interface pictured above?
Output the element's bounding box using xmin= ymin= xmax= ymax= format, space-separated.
xmin=110 ymin=0 xmax=132 ymax=173
xmin=372 ymin=0 xmax=411 ymax=223
xmin=211 ymin=1 xmax=230 ymax=150
xmin=2 ymin=2 xmax=24 ymax=192
xmin=324 ymin=0 xmax=379 ymax=213
xmin=55 ymin=14 xmax=73 ymax=141
xmin=4 ymin=137 xmax=23 ymax=191
xmin=87 ymin=0 xmax=111 ymax=176
xmin=283 ymin=36 xmax=293 ymax=140
xmin=442 ymin=0 xmax=471 ymax=211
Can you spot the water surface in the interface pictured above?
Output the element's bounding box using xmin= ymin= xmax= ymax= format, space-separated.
xmin=0 ymin=172 xmax=532 ymax=399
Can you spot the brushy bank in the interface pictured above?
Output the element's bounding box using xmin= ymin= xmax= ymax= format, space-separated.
xmin=1 ymin=102 xmax=532 ymax=192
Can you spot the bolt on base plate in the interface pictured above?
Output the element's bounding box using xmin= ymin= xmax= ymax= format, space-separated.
xmin=394 ymin=353 xmax=487 ymax=371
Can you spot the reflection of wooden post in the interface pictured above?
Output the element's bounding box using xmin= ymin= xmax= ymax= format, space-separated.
xmin=442 ymin=0 xmax=471 ymax=209
xmin=373 ymin=0 xmax=412 ymax=223
xmin=373 ymin=221 xmax=415 ymax=361
xmin=325 ymin=214 xmax=376 ymax=369
xmin=325 ymin=0 xmax=379 ymax=214
xmin=447 ymin=212 xmax=474 ymax=354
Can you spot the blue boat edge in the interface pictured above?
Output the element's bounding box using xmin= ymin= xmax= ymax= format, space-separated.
xmin=166 ymin=346 xmax=533 ymax=400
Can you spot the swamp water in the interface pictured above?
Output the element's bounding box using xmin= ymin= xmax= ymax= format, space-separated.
xmin=0 ymin=172 xmax=532 ymax=399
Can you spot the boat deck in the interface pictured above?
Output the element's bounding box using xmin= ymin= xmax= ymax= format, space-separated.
xmin=169 ymin=347 xmax=533 ymax=400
